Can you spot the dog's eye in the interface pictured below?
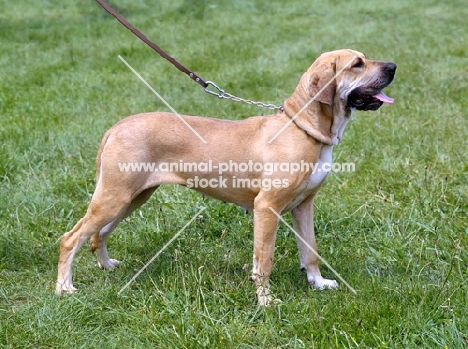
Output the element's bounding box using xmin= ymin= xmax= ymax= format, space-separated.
xmin=352 ymin=59 xmax=365 ymax=68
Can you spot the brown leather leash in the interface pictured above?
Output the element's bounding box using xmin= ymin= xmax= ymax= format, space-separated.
xmin=94 ymin=0 xmax=282 ymax=111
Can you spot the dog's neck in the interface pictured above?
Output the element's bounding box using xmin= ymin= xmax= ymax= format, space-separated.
xmin=282 ymin=97 xmax=353 ymax=146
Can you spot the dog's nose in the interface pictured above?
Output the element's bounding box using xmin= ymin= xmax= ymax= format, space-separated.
xmin=385 ymin=62 xmax=397 ymax=75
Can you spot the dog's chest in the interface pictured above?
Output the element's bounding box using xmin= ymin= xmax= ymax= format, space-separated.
xmin=307 ymin=145 xmax=333 ymax=189
xmin=284 ymin=145 xmax=333 ymax=211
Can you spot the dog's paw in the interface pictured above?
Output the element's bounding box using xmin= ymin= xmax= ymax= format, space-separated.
xmin=256 ymin=286 xmax=282 ymax=306
xmin=55 ymin=283 xmax=77 ymax=295
xmin=309 ymin=275 xmax=339 ymax=290
xmin=97 ymin=258 xmax=121 ymax=270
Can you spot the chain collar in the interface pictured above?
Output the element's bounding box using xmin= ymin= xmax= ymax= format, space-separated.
xmin=204 ymin=81 xmax=283 ymax=111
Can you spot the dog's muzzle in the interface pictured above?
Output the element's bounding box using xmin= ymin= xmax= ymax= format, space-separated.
xmin=347 ymin=62 xmax=397 ymax=111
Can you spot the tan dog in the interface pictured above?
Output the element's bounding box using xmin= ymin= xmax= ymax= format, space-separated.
xmin=56 ymin=49 xmax=396 ymax=305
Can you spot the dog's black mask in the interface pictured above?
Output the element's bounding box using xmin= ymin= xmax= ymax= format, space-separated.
xmin=346 ymin=62 xmax=397 ymax=111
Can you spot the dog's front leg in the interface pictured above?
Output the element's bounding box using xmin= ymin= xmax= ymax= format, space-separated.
xmin=251 ymin=200 xmax=282 ymax=306
xmin=291 ymin=197 xmax=338 ymax=290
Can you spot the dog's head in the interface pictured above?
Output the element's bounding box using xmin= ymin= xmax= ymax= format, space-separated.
xmin=283 ymin=49 xmax=396 ymax=145
xmin=306 ymin=49 xmax=396 ymax=111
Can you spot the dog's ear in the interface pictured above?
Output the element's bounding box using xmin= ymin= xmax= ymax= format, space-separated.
xmin=309 ymin=63 xmax=337 ymax=105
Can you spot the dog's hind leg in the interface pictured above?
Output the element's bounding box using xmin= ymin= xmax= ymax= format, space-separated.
xmin=55 ymin=187 xmax=134 ymax=295
xmin=91 ymin=187 xmax=158 ymax=270
xmin=92 ymin=218 xmax=123 ymax=271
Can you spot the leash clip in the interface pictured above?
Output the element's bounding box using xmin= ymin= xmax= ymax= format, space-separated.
xmin=204 ymin=81 xmax=226 ymax=98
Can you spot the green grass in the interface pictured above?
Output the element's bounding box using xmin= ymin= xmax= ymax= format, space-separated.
xmin=1 ymin=0 xmax=467 ymax=347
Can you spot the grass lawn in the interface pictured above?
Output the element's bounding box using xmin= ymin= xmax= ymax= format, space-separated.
xmin=1 ymin=0 xmax=467 ymax=347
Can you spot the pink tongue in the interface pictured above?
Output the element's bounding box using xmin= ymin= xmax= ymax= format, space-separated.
xmin=374 ymin=91 xmax=394 ymax=104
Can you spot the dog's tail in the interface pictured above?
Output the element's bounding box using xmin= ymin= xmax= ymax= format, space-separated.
xmin=95 ymin=130 xmax=112 ymax=183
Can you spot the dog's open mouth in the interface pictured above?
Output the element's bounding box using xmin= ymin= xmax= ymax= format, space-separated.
xmin=373 ymin=91 xmax=394 ymax=104
xmin=346 ymin=88 xmax=394 ymax=111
